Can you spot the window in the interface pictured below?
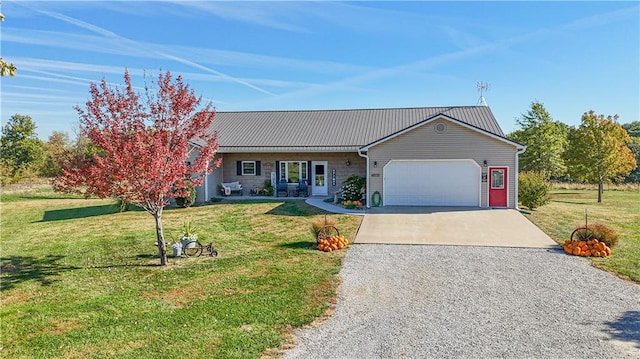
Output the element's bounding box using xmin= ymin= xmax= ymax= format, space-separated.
xmin=279 ymin=161 xmax=308 ymax=183
xmin=242 ymin=161 xmax=256 ymax=176
xmin=491 ymin=169 xmax=504 ymax=189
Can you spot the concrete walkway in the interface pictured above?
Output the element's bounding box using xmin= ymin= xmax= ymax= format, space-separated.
xmin=356 ymin=207 xmax=557 ymax=248
xmin=304 ymin=197 xmax=365 ymax=215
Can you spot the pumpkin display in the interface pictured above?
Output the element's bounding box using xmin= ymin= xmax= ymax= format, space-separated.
xmin=317 ymin=235 xmax=349 ymax=252
xmin=563 ymin=239 xmax=611 ymax=257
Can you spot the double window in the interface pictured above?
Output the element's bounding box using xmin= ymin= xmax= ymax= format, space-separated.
xmin=279 ymin=161 xmax=308 ymax=183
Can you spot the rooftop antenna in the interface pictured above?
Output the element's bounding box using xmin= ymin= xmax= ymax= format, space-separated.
xmin=476 ymin=81 xmax=489 ymax=106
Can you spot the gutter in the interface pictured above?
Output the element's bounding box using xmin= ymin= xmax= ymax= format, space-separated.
xmin=357 ymin=148 xmax=371 ymax=209
xmin=514 ymin=145 xmax=527 ymax=211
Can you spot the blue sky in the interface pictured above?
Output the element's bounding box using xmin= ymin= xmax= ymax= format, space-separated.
xmin=1 ymin=1 xmax=638 ymax=140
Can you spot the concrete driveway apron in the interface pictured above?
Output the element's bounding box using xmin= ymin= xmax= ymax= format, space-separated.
xmin=355 ymin=207 xmax=557 ymax=248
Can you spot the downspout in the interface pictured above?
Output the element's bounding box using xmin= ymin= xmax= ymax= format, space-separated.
xmin=515 ymin=145 xmax=527 ymax=210
xmin=357 ymin=148 xmax=370 ymax=209
xmin=204 ymin=161 xmax=209 ymax=202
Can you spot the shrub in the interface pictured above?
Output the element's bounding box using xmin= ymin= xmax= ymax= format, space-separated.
xmin=175 ymin=181 xmax=196 ymax=208
xmin=311 ymin=216 xmax=337 ymax=236
xmin=341 ymin=175 xmax=365 ymax=202
xmin=113 ymin=197 xmax=130 ymax=212
xmin=587 ymin=223 xmax=619 ymax=248
xmin=263 ymin=179 xmax=274 ymax=196
xmin=518 ymin=171 xmax=551 ymax=210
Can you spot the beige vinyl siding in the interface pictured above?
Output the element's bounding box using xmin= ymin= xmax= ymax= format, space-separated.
xmin=207 ymin=158 xmax=224 ymax=201
xmin=368 ymin=119 xmax=517 ymax=208
xmin=184 ymin=150 xmax=207 ymax=203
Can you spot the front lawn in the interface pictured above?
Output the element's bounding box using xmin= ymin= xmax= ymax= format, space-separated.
xmin=523 ymin=189 xmax=640 ymax=282
xmin=0 ymin=194 xmax=362 ymax=358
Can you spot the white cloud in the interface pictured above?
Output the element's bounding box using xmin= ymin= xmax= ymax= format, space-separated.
xmin=12 ymin=2 xmax=276 ymax=96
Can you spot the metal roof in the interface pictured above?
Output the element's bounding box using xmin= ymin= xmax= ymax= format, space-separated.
xmin=207 ymin=106 xmax=506 ymax=152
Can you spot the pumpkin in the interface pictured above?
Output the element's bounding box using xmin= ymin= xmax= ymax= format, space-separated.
xmin=564 ymin=238 xmax=611 ymax=257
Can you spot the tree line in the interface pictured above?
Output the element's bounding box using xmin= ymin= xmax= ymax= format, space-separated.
xmin=0 ymin=114 xmax=99 ymax=185
xmin=508 ymin=101 xmax=638 ymax=203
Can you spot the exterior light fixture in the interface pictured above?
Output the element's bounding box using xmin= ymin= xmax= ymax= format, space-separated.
xmin=373 ymin=161 xmax=377 ymax=168
xmin=346 ymin=160 xmax=351 ymax=166
xmin=483 ymin=160 xmax=487 ymax=167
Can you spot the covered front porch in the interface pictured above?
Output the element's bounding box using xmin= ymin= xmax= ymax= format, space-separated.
xmin=199 ymin=152 xmax=366 ymax=203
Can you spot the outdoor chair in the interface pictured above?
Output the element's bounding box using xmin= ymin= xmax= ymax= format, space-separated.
xmin=276 ymin=179 xmax=289 ymax=197
xmin=220 ymin=181 xmax=243 ymax=196
xmin=296 ymin=179 xmax=309 ymax=197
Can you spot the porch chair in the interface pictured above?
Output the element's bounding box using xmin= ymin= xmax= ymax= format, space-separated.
xmin=276 ymin=179 xmax=289 ymax=197
xmin=296 ymin=179 xmax=309 ymax=197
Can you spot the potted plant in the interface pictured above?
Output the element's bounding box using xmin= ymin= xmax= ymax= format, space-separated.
xmin=180 ymin=219 xmax=198 ymax=249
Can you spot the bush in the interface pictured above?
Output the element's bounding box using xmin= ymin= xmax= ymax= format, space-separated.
xmin=587 ymin=223 xmax=619 ymax=248
xmin=113 ymin=197 xmax=130 ymax=212
xmin=519 ymin=171 xmax=551 ymax=210
xmin=341 ymin=175 xmax=365 ymax=202
xmin=263 ymin=179 xmax=274 ymax=196
xmin=175 ymin=181 xmax=196 ymax=208
xmin=311 ymin=216 xmax=337 ymax=236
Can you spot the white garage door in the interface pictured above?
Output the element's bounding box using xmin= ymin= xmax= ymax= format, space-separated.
xmin=383 ymin=160 xmax=480 ymax=206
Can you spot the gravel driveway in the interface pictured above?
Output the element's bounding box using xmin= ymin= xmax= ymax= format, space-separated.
xmin=283 ymin=245 xmax=640 ymax=359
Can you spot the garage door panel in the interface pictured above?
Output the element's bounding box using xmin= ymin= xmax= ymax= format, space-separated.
xmin=384 ymin=160 xmax=480 ymax=206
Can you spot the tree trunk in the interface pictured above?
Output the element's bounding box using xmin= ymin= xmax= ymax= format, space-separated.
xmin=597 ymin=181 xmax=603 ymax=203
xmin=154 ymin=210 xmax=168 ymax=266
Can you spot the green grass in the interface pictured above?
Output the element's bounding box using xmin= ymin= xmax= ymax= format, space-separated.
xmin=523 ymin=188 xmax=640 ymax=282
xmin=0 ymin=191 xmax=362 ymax=358
xmin=0 ymin=183 xmax=85 ymax=203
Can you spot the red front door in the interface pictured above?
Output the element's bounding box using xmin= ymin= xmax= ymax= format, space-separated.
xmin=489 ymin=167 xmax=508 ymax=207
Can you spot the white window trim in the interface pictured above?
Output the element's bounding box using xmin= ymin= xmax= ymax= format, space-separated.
xmin=242 ymin=161 xmax=256 ymax=176
xmin=279 ymin=161 xmax=308 ymax=182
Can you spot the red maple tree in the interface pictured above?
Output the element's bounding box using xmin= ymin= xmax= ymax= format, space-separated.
xmin=54 ymin=70 xmax=220 ymax=265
